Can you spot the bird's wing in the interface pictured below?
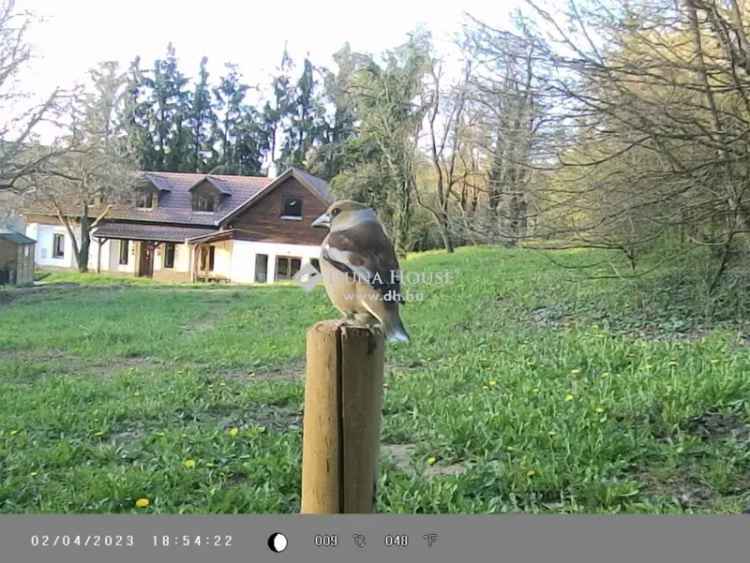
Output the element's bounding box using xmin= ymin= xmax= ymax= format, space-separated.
xmin=322 ymin=222 xmax=403 ymax=302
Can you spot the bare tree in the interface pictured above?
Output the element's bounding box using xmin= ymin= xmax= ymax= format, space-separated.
xmin=0 ymin=0 xmax=63 ymax=192
xmin=27 ymin=62 xmax=137 ymax=272
xmin=416 ymin=59 xmax=474 ymax=253
xmin=459 ymin=14 xmax=551 ymax=246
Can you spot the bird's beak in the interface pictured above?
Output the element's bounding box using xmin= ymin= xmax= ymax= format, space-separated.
xmin=311 ymin=212 xmax=331 ymax=229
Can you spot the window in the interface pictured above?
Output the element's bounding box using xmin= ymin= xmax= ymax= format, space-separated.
xmin=193 ymin=193 xmax=215 ymax=212
xmin=311 ymin=258 xmax=320 ymax=272
xmin=200 ymin=246 xmax=215 ymax=271
xmin=119 ymin=240 xmax=129 ymax=265
xmin=52 ymin=233 xmax=65 ymax=258
xmin=281 ymin=197 xmax=302 ymax=219
xmin=163 ymin=243 xmax=175 ymax=269
xmin=275 ymin=256 xmax=302 ymax=281
xmin=136 ymin=189 xmax=155 ymax=209
xmin=24 ymin=246 xmax=30 ymax=258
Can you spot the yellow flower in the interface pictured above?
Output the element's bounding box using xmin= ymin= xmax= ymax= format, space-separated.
xmin=426 ymin=456 xmax=437 ymax=466
xmin=527 ymin=469 xmax=537 ymax=477
xmin=595 ymin=406 xmax=605 ymax=414
xmin=488 ymin=380 xmax=497 ymax=387
xmin=183 ymin=459 xmax=196 ymax=469
xmin=135 ymin=498 xmax=150 ymax=509
xmin=228 ymin=427 xmax=239 ymax=437
xmin=9 ymin=430 xmax=18 ymax=436
xmin=570 ymin=369 xmax=582 ymax=375
xmin=564 ymin=394 xmax=575 ymax=402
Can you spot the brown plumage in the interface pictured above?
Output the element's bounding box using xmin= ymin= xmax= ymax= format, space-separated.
xmin=311 ymin=200 xmax=410 ymax=343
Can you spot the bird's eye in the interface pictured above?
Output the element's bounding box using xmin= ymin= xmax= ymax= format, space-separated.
xmin=331 ymin=208 xmax=341 ymax=217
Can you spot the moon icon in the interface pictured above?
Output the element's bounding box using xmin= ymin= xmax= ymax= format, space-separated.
xmin=268 ymin=532 xmax=288 ymax=553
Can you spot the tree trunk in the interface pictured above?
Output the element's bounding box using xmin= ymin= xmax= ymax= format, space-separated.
xmin=77 ymin=210 xmax=91 ymax=273
xmin=439 ymin=219 xmax=454 ymax=253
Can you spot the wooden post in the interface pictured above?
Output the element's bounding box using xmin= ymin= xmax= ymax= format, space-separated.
xmin=301 ymin=320 xmax=385 ymax=513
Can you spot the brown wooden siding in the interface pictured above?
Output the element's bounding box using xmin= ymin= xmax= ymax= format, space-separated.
xmin=226 ymin=177 xmax=328 ymax=245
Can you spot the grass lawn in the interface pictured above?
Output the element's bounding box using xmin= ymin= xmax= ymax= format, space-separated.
xmin=1 ymin=246 xmax=750 ymax=513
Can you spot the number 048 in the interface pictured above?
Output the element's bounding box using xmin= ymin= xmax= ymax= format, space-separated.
xmin=384 ymin=534 xmax=408 ymax=547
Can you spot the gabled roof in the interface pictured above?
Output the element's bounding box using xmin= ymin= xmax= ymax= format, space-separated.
xmin=203 ymin=176 xmax=234 ymax=195
xmin=218 ymin=167 xmax=333 ymax=225
xmin=141 ymin=173 xmax=173 ymax=192
xmin=290 ymin=166 xmax=333 ymax=202
xmin=89 ymin=172 xmax=273 ymax=227
xmin=23 ymin=168 xmax=332 ymax=229
xmin=0 ymin=230 xmax=35 ymax=244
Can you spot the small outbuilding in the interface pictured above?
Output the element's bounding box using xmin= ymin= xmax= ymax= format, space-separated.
xmin=0 ymin=230 xmax=36 ymax=285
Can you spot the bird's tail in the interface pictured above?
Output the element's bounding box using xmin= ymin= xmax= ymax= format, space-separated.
xmin=385 ymin=317 xmax=410 ymax=343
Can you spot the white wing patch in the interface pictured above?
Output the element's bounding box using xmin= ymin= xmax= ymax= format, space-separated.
xmin=324 ymin=244 xmax=374 ymax=285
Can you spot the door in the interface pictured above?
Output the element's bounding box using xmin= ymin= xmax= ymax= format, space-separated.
xmin=138 ymin=242 xmax=154 ymax=277
xmin=254 ymin=254 xmax=268 ymax=283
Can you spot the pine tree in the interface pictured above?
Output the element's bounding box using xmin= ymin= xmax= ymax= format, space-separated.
xmin=263 ymin=45 xmax=295 ymax=174
xmin=280 ymin=56 xmax=322 ymax=167
xmin=123 ymin=56 xmax=158 ymax=170
xmin=212 ymin=63 xmax=248 ymax=173
xmin=234 ymin=106 xmax=269 ymax=175
xmin=308 ymin=43 xmax=363 ymax=179
xmin=151 ymin=43 xmax=190 ymax=171
xmin=189 ymin=56 xmax=214 ymax=172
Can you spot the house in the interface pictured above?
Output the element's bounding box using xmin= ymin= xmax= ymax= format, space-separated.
xmin=0 ymin=229 xmax=35 ymax=285
xmin=23 ymin=167 xmax=332 ymax=283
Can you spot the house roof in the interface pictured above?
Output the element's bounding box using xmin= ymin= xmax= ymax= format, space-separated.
xmin=0 ymin=230 xmax=35 ymax=245
xmin=218 ymin=167 xmax=333 ymax=225
xmin=24 ymin=168 xmax=333 ymax=229
xmin=93 ymin=222 xmax=216 ymax=243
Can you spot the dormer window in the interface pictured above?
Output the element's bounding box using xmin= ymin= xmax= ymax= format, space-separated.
xmin=281 ymin=197 xmax=302 ymax=219
xmin=193 ymin=193 xmax=216 ymax=212
xmin=136 ymin=189 xmax=156 ymax=209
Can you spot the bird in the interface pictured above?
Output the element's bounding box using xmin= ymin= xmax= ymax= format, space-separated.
xmin=311 ymin=200 xmax=410 ymax=343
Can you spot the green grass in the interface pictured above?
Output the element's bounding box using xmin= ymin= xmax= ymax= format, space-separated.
xmin=2 ymin=246 xmax=750 ymax=513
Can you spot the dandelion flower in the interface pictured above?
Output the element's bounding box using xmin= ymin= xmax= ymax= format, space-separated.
xmin=488 ymin=380 xmax=497 ymax=387
xmin=183 ymin=459 xmax=196 ymax=469
xmin=135 ymin=498 xmax=150 ymax=509
xmin=228 ymin=427 xmax=239 ymax=437
xmin=595 ymin=406 xmax=605 ymax=414
xmin=427 ymin=456 xmax=437 ymax=466
xmin=564 ymin=394 xmax=575 ymax=402
xmin=527 ymin=469 xmax=537 ymax=477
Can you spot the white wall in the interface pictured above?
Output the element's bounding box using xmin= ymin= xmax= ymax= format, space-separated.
xmin=27 ymin=223 xmax=77 ymax=269
xmin=153 ymin=242 xmax=191 ymax=273
xmin=26 ymin=221 xmax=322 ymax=284
xmin=26 ymin=222 xmax=123 ymax=272
xmin=106 ymin=239 xmax=137 ymax=273
xmin=230 ymin=240 xmax=321 ymax=284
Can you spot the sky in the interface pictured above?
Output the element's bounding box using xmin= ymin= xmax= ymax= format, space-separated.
xmin=15 ymin=0 xmax=522 ymax=117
